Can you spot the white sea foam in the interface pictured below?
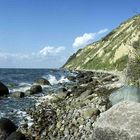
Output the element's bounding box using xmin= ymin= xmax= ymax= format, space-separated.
xmin=58 ymin=76 xmax=69 ymax=83
xmin=47 ymin=75 xmax=58 ymax=85
xmin=11 ymin=86 xmax=31 ymax=92
xmin=19 ymin=82 xmax=31 ymax=87
xmin=16 ymin=110 xmax=34 ymax=128
xmin=47 ymin=75 xmax=69 ymax=85
xmin=0 ymin=112 xmax=5 ymax=118
xmin=35 ymin=94 xmax=53 ymax=106
xmin=11 ymin=82 xmax=32 ymax=92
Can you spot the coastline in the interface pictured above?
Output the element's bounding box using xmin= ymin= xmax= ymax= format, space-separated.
xmin=18 ymin=70 xmax=123 ymax=139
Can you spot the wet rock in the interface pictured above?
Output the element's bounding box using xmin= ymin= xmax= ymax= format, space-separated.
xmin=56 ymin=87 xmax=67 ymax=94
xmin=0 ymin=118 xmax=17 ymax=140
xmin=30 ymin=85 xmax=42 ymax=94
xmin=18 ymin=70 xmax=121 ymax=140
xmin=12 ymin=91 xmax=25 ymax=99
xmin=93 ymin=101 xmax=140 ymax=140
xmin=35 ymin=78 xmax=51 ymax=85
xmin=21 ymin=103 xmax=57 ymax=139
xmin=6 ymin=131 xmax=26 ymax=140
xmin=24 ymin=90 xmax=32 ymax=96
xmin=67 ymin=76 xmax=76 ymax=82
xmin=0 ymin=81 xmax=9 ymax=97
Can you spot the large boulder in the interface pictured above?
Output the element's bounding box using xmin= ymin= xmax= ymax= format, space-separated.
xmin=29 ymin=85 xmax=42 ymax=95
xmin=93 ymin=101 xmax=140 ymax=140
xmin=35 ymin=78 xmax=51 ymax=85
xmin=0 ymin=82 xmax=9 ymax=97
xmin=109 ymin=86 xmax=140 ymax=105
xmin=0 ymin=118 xmax=17 ymax=139
xmin=6 ymin=131 xmax=26 ymax=140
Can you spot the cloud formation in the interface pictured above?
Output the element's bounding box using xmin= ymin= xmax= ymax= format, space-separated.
xmin=97 ymin=28 xmax=109 ymax=34
xmin=0 ymin=28 xmax=108 ymax=68
xmin=39 ymin=46 xmax=65 ymax=56
xmin=73 ymin=28 xmax=109 ymax=49
xmin=0 ymin=46 xmax=66 ymax=68
xmin=73 ymin=33 xmax=96 ymax=49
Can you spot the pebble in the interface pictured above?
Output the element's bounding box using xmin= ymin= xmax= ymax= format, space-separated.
xmin=18 ymin=71 xmax=119 ymax=140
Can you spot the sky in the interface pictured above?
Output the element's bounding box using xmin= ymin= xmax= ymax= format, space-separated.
xmin=0 ymin=0 xmax=139 ymax=68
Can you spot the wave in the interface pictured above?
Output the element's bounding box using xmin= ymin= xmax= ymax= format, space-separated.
xmin=46 ymin=75 xmax=69 ymax=85
xmin=16 ymin=110 xmax=34 ymax=128
xmin=10 ymin=82 xmax=32 ymax=93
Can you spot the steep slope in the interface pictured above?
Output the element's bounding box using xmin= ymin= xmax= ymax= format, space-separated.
xmin=63 ymin=14 xmax=140 ymax=71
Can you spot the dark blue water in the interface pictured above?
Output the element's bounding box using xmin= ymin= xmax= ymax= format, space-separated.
xmin=0 ymin=68 xmax=71 ymax=86
xmin=0 ymin=68 xmax=74 ymax=125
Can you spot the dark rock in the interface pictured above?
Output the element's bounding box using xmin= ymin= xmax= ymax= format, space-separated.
xmin=101 ymin=75 xmax=118 ymax=82
xmin=56 ymin=87 xmax=67 ymax=93
xmin=76 ymin=72 xmax=85 ymax=79
xmin=6 ymin=131 xmax=26 ymax=140
xmin=78 ymin=77 xmax=93 ymax=84
xmin=95 ymin=87 xmax=111 ymax=97
xmin=77 ymin=90 xmax=92 ymax=100
xmin=0 ymin=118 xmax=17 ymax=139
xmin=0 ymin=81 xmax=9 ymax=97
xmin=30 ymin=85 xmax=42 ymax=94
xmin=67 ymin=76 xmax=76 ymax=82
xmin=72 ymin=86 xmax=87 ymax=97
xmin=11 ymin=92 xmax=25 ymax=99
xmin=35 ymin=78 xmax=51 ymax=85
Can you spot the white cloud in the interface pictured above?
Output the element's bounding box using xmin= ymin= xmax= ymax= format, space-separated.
xmin=0 ymin=45 xmax=66 ymax=68
xmin=72 ymin=28 xmax=109 ymax=49
xmin=39 ymin=46 xmax=65 ymax=56
xmin=97 ymin=28 xmax=109 ymax=34
xmin=73 ymin=33 xmax=96 ymax=49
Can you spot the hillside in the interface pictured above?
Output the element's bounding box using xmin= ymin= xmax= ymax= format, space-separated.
xmin=63 ymin=14 xmax=140 ymax=71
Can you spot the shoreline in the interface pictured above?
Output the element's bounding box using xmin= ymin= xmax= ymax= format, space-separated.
xmin=18 ymin=70 xmax=123 ymax=139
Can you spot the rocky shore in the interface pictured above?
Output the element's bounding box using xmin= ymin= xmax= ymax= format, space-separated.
xmin=5 ymin=69 xmax=140 ymax=140
xmin=0 ymin=70 xmax=140 ymax=140
xmin=15 ymin=70 xmax=122 ymax=140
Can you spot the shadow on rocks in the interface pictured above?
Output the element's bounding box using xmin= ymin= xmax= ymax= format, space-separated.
xmin=0 ymin=118 xmax=26 ymax=140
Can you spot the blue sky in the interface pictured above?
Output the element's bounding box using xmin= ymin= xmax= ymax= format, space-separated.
xmin=0 ymin=0 xmax=139 ymax=68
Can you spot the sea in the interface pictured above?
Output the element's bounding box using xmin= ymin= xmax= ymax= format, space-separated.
xmin=0 ymin=68 xmax=75 ymax=126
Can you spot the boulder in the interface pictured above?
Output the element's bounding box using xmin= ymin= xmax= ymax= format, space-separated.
xmin=50 ymin=88 xmax=68 ymax=103
xmin=77 ymin=90 xmax=92 ymax=101
xmin=35 ymin=78 xmax=51 ymax=85
xmin=67 ymin=76 xmax=76 ymax=82
xmin=93 ymin=101 xmax=140 ymax=140
xmin=25 ymin=90 xmax=33 ymax=96
xmin=81 ymin=108 xmax=100 ymax=119
xmin=109 ymin=86 xmax=140 ymax=105
xmin=30 ymin=85 xmax=42 ymax=94
xmin=11 ymin=92 xmax=25 ymax=99
xmin=0 ymin=82 xmax=9 ymax=97
xmin=6 ymin=131 xmax=26 ymax=140
xmin=56 ymin=87 xmax=67 ymax=93
xmin=0 ymin=118 xmax=17 ymax=139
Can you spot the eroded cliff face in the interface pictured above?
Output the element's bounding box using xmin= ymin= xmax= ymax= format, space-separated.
xmin=63 ymin=14 xmax=140 ymax=72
